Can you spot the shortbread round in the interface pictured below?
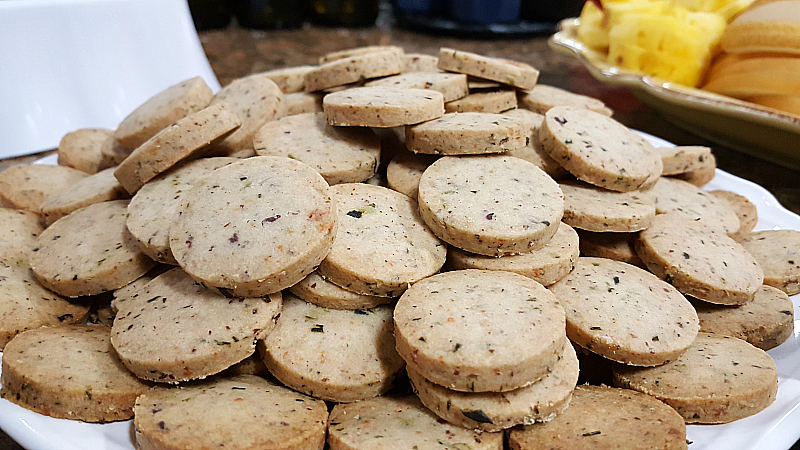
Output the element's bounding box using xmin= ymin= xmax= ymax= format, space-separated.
xmin=323 ymin=86 xmax=445 ymax=127
xmin=258 ymin=293 xmax=405 ymax=402
xmin=288 ymin=270 xmax=392 ymax=310
xmin=319 ymin=45 xmax=404 ymax=64
xmin=403 ymin=53 xmax=440 ymax=72
xmin=99 ymin=134 xmax=130 ymax=168
xmin=29 ymin=200 xmax=157 ymax=297
xmin=385 ymin=151 xmax=438 ymax=199
xmin=636 ymin=215 xmax=763 ymax=305
xmin=304 ymin=49 xmax=405 ymax=92
xmin=407 ymin=342 xmax=578 ymax=432
xmin=169 ymin=156 xmax=337 ymax=297
xmin=262 ymin=65 xmax=316 ymax=93
xmin=111 ymin=268 xmax=282 ymax=383
xmin=655 ymin=145 xmax=713 ymax=176
xmin=0 ymin=325 xmax=151 ymax=422
xmin=134 ymin=374 xmax=328 ymax=450
xmin=445 ymin=221 xmax=579 ymax=286
xmin=394 ymin=269 xmax=567 ymax=392
xmin=518 ymin=84 xmax=613 ymax=116
xmin=316 ymin=183 xmax=445 ymax=297
xmin=671 ymin=152 xmax=717 ymax=187
xmin=110 ymin=264 xmax=170 ymax=314
xmin=444 ymin=89 xmax=517 ymax=113
xmin=417 ymin=154 xmax=563 ymax=256
xmin=560 ymin=179 xmax=655 ymax=232
xmin=507 ymin=385 xmax=687 ymax=450
xmin=253 ymin=112 xmax=380 ymax=184
xmin=365 ymin=71 xmax=469 ymax=102
xmin=57 ymin=128 xmax=113 ymax=174
xmin=643 ymin=176 xmax=740 ymax=234
xmin=284 ymin=91 xmax=324 ymax=116
xmin=576 ymin=230 xmax=644 ymax=267
xmin=0 ymin=207 xmax=44 ymax=262
xmin=540 ymin=106 xmax=662 ymax=192
xmin=40 ymin=167 xmax=128 ymax=226
xmin=114 ymin=103 xmax=241 ymax=194
xmin=437 ymin=47 xmax=539 ymax=90
xmin=613 ymin=333 xmax=778 ymax=423
xmin=549 ymin=257 xmax=699 ymax=366
xmin=0 ymin=164 xmax=88 ymax=213
xmin=503 ymin=108 xmax=570 ymax=179
xmin=405 ymin=112 xmax=527 ymax=155
xmin=738 ymin=229 xmax=800 ymax=295
xmin=710 ymin=189 xmax=759 ymax=239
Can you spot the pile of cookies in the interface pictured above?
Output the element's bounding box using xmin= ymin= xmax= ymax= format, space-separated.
xmin=0 ymin=44 xmax=797 ymax=449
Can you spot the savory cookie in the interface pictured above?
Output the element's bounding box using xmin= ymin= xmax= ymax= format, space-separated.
xmin=402 ymin=53 xmax=441 ymax=72
xmin=284 ymin=91 xmax=324 ymax=116
xmin=0 ymin=207 xmax=44 ymax=262
xmin=110 ymin=264 xmax=170 ymax=314
xmin=323 ymin=86 xmax=445 ymax=127
xmin=437 ymin=48 xmax=539 ymax=90
xmin=304 ymin=48 xmax=405 ymax=91
xmin=99 ymin=135 xmax=131 ymax=168
xmin=710 ymin=189 xmax=759 ymax=239
xmin=39 ymin=167 xmax=129 ymax=226
xmin=517 ymin=84 xmax=613 ymax=116
xmin=394 ymin=269 xmax=567 ymax=392
xmin=57 ymin=128 xmax=113 ymax=174
xmin=670 ymin=152 xmax=717 ymax=187
xmin=444 ymin=89 xmax=517 ymax=113
xmin=319 ymin=45 xmax=404 ymax=64
xmin=417 ymin=154 xmax=563 ymax=255
xmin=643 ymin=176 xmax=740 ymax=234
xmin=0 ymin=164 xmax=88 ymax=213
xmin=560 ymin=179 xmax=655 ymax=232
xmin=405 ymin=112 xmax=526 ymax=155
xmin=613 ymin=333 xmax=778 ymax=423
xmin=169 ymin=156 xmax=337 ymax=297
xmin=261 ymin=65 xmax=316 ymax=93
xmin=655 ymin=145 xmax=713 ymax=176
xmin=549 ymin=257 xmax=699 ymax=366
xmin=385 ymin=151 xmax=438 ymax=199
xmin=288 ymin=270 xmax=392 ymax=310
xmin=738 ymin=229 xmax=800 ymax=295
xmin=502 ymin=108 xmax=570 ymax=179
xmin=576 ymin=229 xmax=644 ymax=267
xmin=365 ymin=71 xmax=469 ymax=102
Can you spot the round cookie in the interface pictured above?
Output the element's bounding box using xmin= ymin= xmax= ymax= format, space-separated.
xmin=169 ymin=156 xmax=337 ymax=297
xmin=111 ymin=264 xmax=170 ymax=314
xmin=710 ymin=189 xmax=759 ymax=239
xmin=518 ymin=84 xmax=613 ymax=116
xmin=417 ymin=154 xmax=564 ymax=256
xmin=613 ymin=333 xmax=778 ymax=424
xmin=111 ymin=267 xmax=282 ymax=383
xmin=444 ymin=89 xmax=517 ymax=113
xmin=284 ymin=91 xmax=324 ymax=116
xmin=636 ymin=214 xmax=764 ymax=305
xmin=437 ymin=47 xmax=539 ymax=90
xmin=406 ymin=342 xmax=578 ymax=432
xmin=506 ymin=384 xmax=687 ymax=450
xmin=29 ymin=200 xmax=157 ymax=297
xmin=549 ymin=257 xmax=699 ymax=366
xmin=261 ymin=65 xmax=316 ymax=93
xmin=445 ymin=221 xmax=579 ymax=286
xmin=0 ymin=164 xmax=88 ymax=213
xmin=405 ymin=112 xmax=527 ymax=155
xmin=385 ymin=151 xmax=438 ymax=199
xmin=317 ymin=183 xmax=445 ymax=297
xmin=503 ymin=108 xmax=571 ymax=179
xmin=288 ymin=270 xmax=392 ymax=310
xmin=258 ymin=293 xmax=405 ymax=402
xmin=671 ymin=152 xmax=717 ymax=187
xmin=323 ymin=86 xmax=445 ymax=127
xmin=0 ymin=325 xmax=152 ymax=422
xmin=643 ymin=176 xmax=740 ymax=234
xmin=319 ymin=45 xmax=405 ymax=64
xmin=253 ymin=112 xmax=381 ymax=184
xmin=134 ymin=374 xmax=328 ymax=450
xmin=365 ymin=71 xmax=469 ymax=102
xmin=39 ymin=167 xmax=129 ymax=226
xmin=560 ymin=179 xmax=655 ymax=232
xmin=402 ymin=53 xmax=441 ymax=72
xmin=540 ymin=106 xmax=662 ymax=192
xmin=304 ymin=49 xmax=405 ymax=91
xmin=57 ymin=128 xmax=113 ymax=174
xmin=738 ymin=229 xmax=800 ymax=295
xmin=692 ymin=285 xmax=794 ymax=351
xmin=394 ymin=269 xmax=567 ymax=393
xmin=0 ymin=207 xmax=44 ymax=262
xmin=327 ymin=395 xmax=503 ymax=450
xmin=99 ymin=134 xmax=131 ymax=168
xmin=655 ymin=145 xmax=713 ymax=176
xmin=576 ymin=229 xmax=645 ymax=267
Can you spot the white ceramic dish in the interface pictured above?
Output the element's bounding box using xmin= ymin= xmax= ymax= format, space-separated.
xmin=2 ymin=134 xmax=800 ymax=449
xmin=0 ymin=0 xmax=220 ymax=159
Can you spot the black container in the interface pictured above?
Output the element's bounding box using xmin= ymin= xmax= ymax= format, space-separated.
xmin=227 ymin=0 xmax=309 ymax=29
xmin=309 ymin=0 xmax=379 ymax=27
xmin=188 ymin=0 xmax=233 ymax=30
xmin=520 ymin=0 xmax=584 ymax=23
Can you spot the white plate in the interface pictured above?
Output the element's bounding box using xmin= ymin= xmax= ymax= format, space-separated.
xmin=2 ymin=133 xmax=800 ymax=449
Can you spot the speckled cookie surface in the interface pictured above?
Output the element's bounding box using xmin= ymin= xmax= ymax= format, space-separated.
xmin=385 ymin=151 xmax=438 ymax=199
xmin=253 ymin=112 xmax=380 ymax=184
xmin=317 ymin=183 xmax=445 ymax=297
xmin=643 ymin=176 xmax=740 ymax=234
xmin=507 ymin=384 xmax=687 ymax=450
xmin=0 ymin=325 xmax=151 ymax=422
xmin=502 ymin=108 xmax=570 ymax=179
xmin=738 ymin=229 xmax=800 ymax=295
xmin=169 ymin=156 xmax=337 ymax=297
xmin=518 ymin=84 xmax=613 ymax=116
xmin=405 ymin=112 xmax=526 ymax=155
xmin=444 ymin=89 xmax=517 ymax=113
xmin=304 ymin=49 xmax=404 ymax=92
xmin=394 ymin=269 xmax=567 ymax=392
xmin=284 ymin=92 xmax=324 ymax=116
xmin=540 ymin=106 xmax=662 ymax=192
xmin=288 ymin=270 xmax=392 ymax=310
xmin=402 ymin=53 xmax=440 ymax=72
xmin=407 ymin=342 xmax=578 ymax=432
xmin=258 ymin=293 xmax=405 ymax=402
xmin=319 ymin=45 xmax=404 ymax=64
xmin=613 ymin=333 xmax=778 ymax=423
xmin=710 ymin=189 xmax=759 ymax=239
xmin=365 ymin=71 xmax=468 ymax=102
xmin=0 ymin=207 xmax=44 ymax=262
xmin=39 ymin=167 xmax=128 ymax=226
xmin=57 ymin=128 xmax=113 ymax=174
xmin=445 ymin=221 xmax=579 ymax=286
xmin=417 ymin=154 xmax=563 ymax=256
xmin=671 ymin=152 xmax=717 ymax=187
xmin=0 ymin=164 xmax=88 ymax=213
xmin=134 ymin=374 xmax=328 ymax=450
xmin=560 ymin=179 xmax=655 ymax=232
xmin=636 ymin=215 xmax=763 ymax=305
xmin=29 ymin=200 xmax=157 ymax=297
xmin=576 ymin=230 xmax=644 ymax=267
xmin=323 ymin=86 xmax=444 ymax=127
xmin=655 ymin=145 xmax=714 ymax=176
xmin=262 ymin=65 xmax=316 ymax=93
xmin=437 ymin=48 xmax=539 ymax=91
xmin=114 ymin=103 xmax=241 ymax=194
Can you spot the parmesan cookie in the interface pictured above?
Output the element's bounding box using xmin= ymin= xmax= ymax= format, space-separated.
xmin=540 ymin=106 xmax=662 ymax=192
xmin=710 ymin=189 xmax=759 ymax=239
xmin=114 ymin=103 xmax=241 ymax=194
xmin=693 ymin=285 xmax=794 ymax=350
xmin=258 ymin=293 xmax=405 ymax=402
xmin=0 ymin=325 xmax=152 ymax=422
xmin=468 ymin=76 xmax=502 ymax=89
xmin=30 ymin=200 xmax=157 ymax=297
xmin=134 ymin=374 xmax=328 ymax=450
xmin=253 ymin=112 xmax=380 ymax=185
xmin=445 ymin=221 xmax=579 ymax=286
xmin=126 ymin=157 xmax=238 ymax=265
xmin=576 ymin=229 xmax=644 ymax=267
xmin=560 ymin=180 xmax=655 ymax=232
xmin=304 ymin=49 xmax=405 ymax=92
xmin=437 ymin=48 xmax=539 ymax=91
xmin=39 ymin=167 xmax=129 ymax=226
xmin=110 ymin=264 xmax=170 ymax=314
xmin=655 ymin=145 xmax=713 ymax=176
xmin=406 ymin=342 xmax=578 ymax=432
xmin=0 ymin=164 xmax=88 ymax=213
xmin=327 ymin=394 xmax=503 ymax=450
xmin=394 ymin=269 xmax=567 ymax=392
xmin=444 ymin=89 xmax=518 ymax=113
xmin=739 ymin=229 xmax=800 ymax=295
xmin=169 ymin=156 xmax=337 ymax=297
xmin=670 ymin=152 xmax=717 ymax=187
xmin=57 ymin=128 xmax=113 ymax=174
xmin=518 ymin=84 xmax=613 ymax=116
xmin=403 ymin=53 xmax=440 ymax=72
xmin=99 ymin=134 xmax=131 ymax=168
xmin=319 ymin=45 xmax=405 ymax=64
xmin=111 ymin=268 xmax=281 ymax=383
xmin=0 ymin=207 xmax=44 ymax=262
xmin=503 ymin=108 xmax=570 ymax=179
xmin=643 ymin=176 xmax=740 ymax=234
xmin=613 ymin=333 xmax=778 ymax=423
xmin=323 ymin=86 xmax=445 ymax=127
xmin=285 ymin=91 xmax=324 ymax=116
xmin=405 ymin=112 xmax=526 ymax=155
xmin=365 ymin=71 xmax=469 ymax=102
xmin=417 ymin=155 xmax=563 ymax=256
xmin=507 ymin=385 xmax=687 ymax=450
xmin=262 ymin=65 xmax=316 ymax=93
xmin=636 ymin=214 xmax=763 ymax=304
xmin=385 ymin=151 xmax=438 ymax=199
xmin=549 ymin=257 xmax=699 ymax=366
xmin=288 ymin=270 xmax=392 ymax=310
xmin=317 ymin=183 xmax=445 ymax=297
xmin=113 ymin=76 xmax=213 ymax=151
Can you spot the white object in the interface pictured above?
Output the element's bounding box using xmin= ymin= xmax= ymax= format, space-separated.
xmin=0 ymin=0 xmax=220 ymax=158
